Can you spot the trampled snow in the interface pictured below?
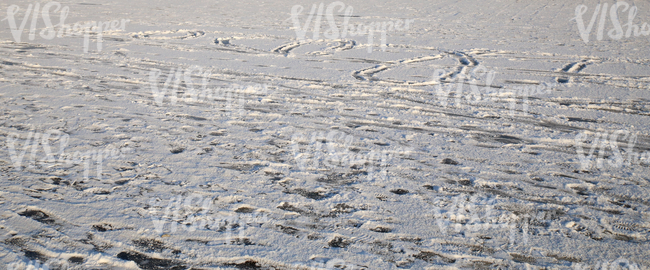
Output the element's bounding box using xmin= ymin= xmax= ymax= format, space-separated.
xmin=0 ymin=0 xmax=649 ymax=269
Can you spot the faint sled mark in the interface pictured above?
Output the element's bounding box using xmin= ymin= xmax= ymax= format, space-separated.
xmin=149 ymin=67 xmax=270 ymax=118
xmin=6 ymin=129 xmax=133 ymax=180
xmin=431 ymin=193 xmax=532 ymax=247
xmin=1 ymin=1 xmax=129 ymax=52
xmin=289 ymin=1 xmax=414 ymax=53
xmin=148 ymin=194 xmax=269 ymax=244
xmin=575 ymin=130 xmax=649 ymax=170
xmin=432 ymin=67 xmax=555 ymax=116
xmin=290 ymin=130 xmax=413 ymax=181
xmin=573 ymin=257 xmax=642 ymax=270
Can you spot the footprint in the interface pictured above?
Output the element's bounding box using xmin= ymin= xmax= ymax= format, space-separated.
xmin=117 ymin=251 xmax=186 ymax=269
xmin=555 ymin=59 xmax=595 ymax=84
xmin=272 ymin=42 xmax=302 ymax=55
xmin=18 ymin=209 xmax=58 ymax=226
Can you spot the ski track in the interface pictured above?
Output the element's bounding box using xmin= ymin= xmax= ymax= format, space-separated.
xmin=1 ymin=1 xmax=650 ymax=269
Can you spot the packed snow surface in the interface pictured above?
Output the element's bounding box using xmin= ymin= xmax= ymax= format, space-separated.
xmin=0 ymin=0 xmax=649 ymax=269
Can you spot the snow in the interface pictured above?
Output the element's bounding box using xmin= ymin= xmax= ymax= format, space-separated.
xmin=0 ymin=0 xmax=649 ymax=269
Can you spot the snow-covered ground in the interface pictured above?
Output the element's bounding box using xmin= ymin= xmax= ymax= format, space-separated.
xmin=1 ymin=0 xmax=649 ymax=269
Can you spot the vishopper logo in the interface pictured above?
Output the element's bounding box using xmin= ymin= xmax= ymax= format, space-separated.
xmin=431 ymin=193 xmax=529 ymax=246
xmin=575 ymin=130 xmax=649 ymax=170
xmin=290 ymin=130 xmax=413 ymax=181
xmin=572 ymin=257 xmax=641 ymax=270
xmin=574 ymin=2 xmax=650 ymax=44
xmin=149 ymin=67 xmax=270 ymax=117
xmin=2 ymin=1 xmax=129 ymax=53
xmin=148 ymin=194 xmax=269 ymax=244
xmin=5 ymin=129 xmax=132 ymax=179
xmin=432 ymin=67 xmax=554 ymax=116
xmin=289 ymin=1 xmax=414 ymax=53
